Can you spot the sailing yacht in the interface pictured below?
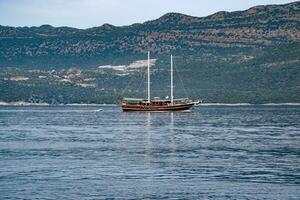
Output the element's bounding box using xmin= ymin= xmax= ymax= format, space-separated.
xmin=121 ymin=52 xmax=197 ymax=111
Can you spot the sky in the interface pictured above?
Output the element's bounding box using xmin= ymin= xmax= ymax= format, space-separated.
xmin=0 ymin=0 xmax=297 ymax=28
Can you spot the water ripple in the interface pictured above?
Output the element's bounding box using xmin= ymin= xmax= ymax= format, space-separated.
xmin=0 ymin=105 xmax=299 ymax=199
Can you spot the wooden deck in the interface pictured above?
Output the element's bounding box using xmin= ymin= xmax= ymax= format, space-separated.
xmin=122 ymin=102 xmax=194 ymax=111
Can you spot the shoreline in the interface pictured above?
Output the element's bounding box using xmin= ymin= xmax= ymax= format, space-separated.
xmin=1 ymin=102 xmax=300 ymax=107
xmin=0 ymin=102 xmax=117 ymax=106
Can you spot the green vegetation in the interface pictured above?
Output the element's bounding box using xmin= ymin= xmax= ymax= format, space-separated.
xmin=0 ymin=2 xmax=299 ymax=103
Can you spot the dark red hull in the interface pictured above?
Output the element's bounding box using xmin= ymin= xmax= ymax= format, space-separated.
xmin=122 ymin=103 xmax=194 ymax=111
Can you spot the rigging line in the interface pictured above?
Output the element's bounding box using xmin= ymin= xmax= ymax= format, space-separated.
xmin=136 ymin=68 xmax=147 ymax=98
xmin=120 ymin=65 xmax=146 ymax=97
xmin=120 ymin=76 xmax=134 ymax=97
xmin=174 ymin=57 xmax=189 ymax=98
xmin=120 ymin=70 xmax=132 ymax=96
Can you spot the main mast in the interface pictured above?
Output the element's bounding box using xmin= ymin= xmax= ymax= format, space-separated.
xmin=147 ymin=51 xmax=151 ymax=103
xmin=171 ymin=55 xmax=174 ymax=104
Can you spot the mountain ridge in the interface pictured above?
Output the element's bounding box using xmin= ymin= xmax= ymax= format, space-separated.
xmin=0 ymin=1 xmax=299 ymax=103
xmin=1 ymin=1 xmax=299 ymax=29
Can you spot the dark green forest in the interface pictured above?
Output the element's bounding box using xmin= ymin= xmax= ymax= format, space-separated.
xmin=0 ymin=2 xmax=300 ymax=104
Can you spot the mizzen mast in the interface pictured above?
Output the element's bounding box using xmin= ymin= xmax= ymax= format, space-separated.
xmin=147 ymin=51 xmax=151 ymax=103
xmin=171 ymin=55 xmax=174 ymax=104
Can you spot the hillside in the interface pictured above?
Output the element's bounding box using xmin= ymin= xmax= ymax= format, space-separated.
xmin=0 ymin=2 xmax=300 ymax=103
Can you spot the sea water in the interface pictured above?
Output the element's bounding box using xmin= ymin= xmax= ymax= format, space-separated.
xmin=0 ymin=105 xmax=299 ymax=199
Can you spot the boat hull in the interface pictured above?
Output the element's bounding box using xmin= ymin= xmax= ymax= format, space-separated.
xmin=122 ymin=103 xmax=194 ymax=111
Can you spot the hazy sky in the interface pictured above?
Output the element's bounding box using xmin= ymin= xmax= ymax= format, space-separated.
xmin=0 ymin=0 xmax=296 ymax=28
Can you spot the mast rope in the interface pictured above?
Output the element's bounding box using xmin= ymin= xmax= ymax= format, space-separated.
xmin=136 ymin=69 xmax=147 ymax=98
xmin=120 ymin=65 xmax=147 ymax=98
xmin=174 ymin=57 xmax=189 ymax=98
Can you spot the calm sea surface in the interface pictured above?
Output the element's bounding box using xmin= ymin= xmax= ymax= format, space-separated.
xmin=0 ymin=105 xmax=299 ymax=199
